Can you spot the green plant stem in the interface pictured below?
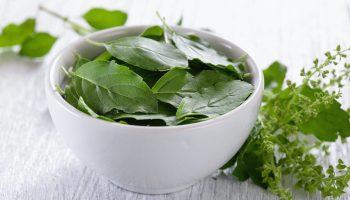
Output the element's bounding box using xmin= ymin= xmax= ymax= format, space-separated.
xmin=38 ymin=5 xmax=92 ymax=35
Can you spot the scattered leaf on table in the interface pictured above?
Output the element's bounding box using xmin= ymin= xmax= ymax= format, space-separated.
xmin=19 ymin=32 xmax=57 ymax=57
xmin=0 ymin=18 xmax=35 ymax=47
xmin=83 ymin=8 xmax=127 ymax=30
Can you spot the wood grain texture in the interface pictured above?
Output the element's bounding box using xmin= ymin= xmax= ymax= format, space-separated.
xmin=0 ymin=0 xmax=349 ymax=199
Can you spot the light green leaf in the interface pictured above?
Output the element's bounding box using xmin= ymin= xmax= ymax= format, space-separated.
xmin=83 ymin=8 xmax=127 ymax=30
xmin=141 ymin=26 xmax=164 ymax=41
xmin=19 ymin=32 xmax=57 ymax=57
xmin=72 ymin=60 xmax=158 ymax=114
xmin=176 ymin=80 xmax=253 ymax=119
xmin=0 ymin=18 xmax=35 ymax=47
xmin=105 ymin=36 xmax=188 ymax=71
xmin=152 ymin=68 xmax=192 ymax=107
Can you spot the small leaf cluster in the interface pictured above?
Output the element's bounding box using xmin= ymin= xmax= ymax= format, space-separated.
xmin=222 ymin=46 xmax=350 ymax=199
xmin=0 ymin=18 xmax=57 ymax=57
xmin=58 ymin=19 xmax=253 ymax=126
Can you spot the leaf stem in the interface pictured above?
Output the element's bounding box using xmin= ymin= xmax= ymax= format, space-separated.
xmin=38 ymin=5 xmax=92 ymax=35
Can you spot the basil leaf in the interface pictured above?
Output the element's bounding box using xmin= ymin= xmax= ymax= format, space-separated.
xmin=83 ymin=8 xmax=127 ymax=30
xmin=171 ymin=32 xmax=243 ymax=79
xmin=141 ymin=26 xmax=164 ymax=41
xmin=73 ymin=54 xmax=90 ymax=70
xmin=176 ymin=80 xmax=253 ymax=119
xmin=94 ymin=51 xmax=112 ymax=61
xmin=19 ymin=32 xmax=57 ymax=57
xmin=104 ymin=36 xmax=188 ymax=71
xmin=112 ymin=113 xmax=177 ymax=126
xmin=152 ymin=68 xmax=192 ymax=107
xmin=72 ymin=60 xmax=158 ymax=114
xmin=0 ymin=18 xmax=35 ymax=47
xmin=63 ymin=85 xmax=79 ymax=108
xmin=263 ymin=61 xmax=287 ymax=93
xmin=180 ymin=70 xmax=233 ymax=95
xmin=77 ymin=97 xmax=114 ymax=122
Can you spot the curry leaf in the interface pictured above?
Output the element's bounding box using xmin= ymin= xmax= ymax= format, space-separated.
xmin=104 ymin=36 xmax=188 ymax=71
xmin=19 ymin=32 xmax=57 ymax=57
xmin=83 ymin=8 xmax=127 ymax=30
xmin=72 ymin=60 xmax=158 ymax=114
xmin=0 ymin=18 xmax=35 ymax=47
xmin=176 ymin=80 xmax=253 ymax=119
xmin=152 ymin=68 xmax=192 ymax=107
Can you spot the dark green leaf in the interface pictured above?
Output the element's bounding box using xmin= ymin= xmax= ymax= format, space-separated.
xmin=72 ymin=60 xmax=158 ymax=114
xmin=105 ymin=36 xmax=188 ymax=71
xmin=176 ymin=80 xmax=253 ymax=119
xmin=141 ymin=26 xmax=164 ymax=41
xmin=152 ymin=68 xmax=192 ymax=107
xmin=112 ymin=113 xmax=177 ymax=126
xmin=171 ymin=32 xmax=243 ymax=79
xmin=180 ymin=70 xmax=232 ymax=95
xmin=63 ymin=84 xmax=79 ymax=108
xmin=0 ymin=18 xmax=35 ymax=47
xmin=83 ymin=8 xmax=127 ymax=30
xmin=19 ymin=32 xmax=57 ymax=57
xmin=263 ymin=61 xmax=287 ymax=93
xmin=77 ymin=97 xmax=114 ymax=122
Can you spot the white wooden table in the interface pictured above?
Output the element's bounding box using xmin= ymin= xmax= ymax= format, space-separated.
xmin=1 ymin=0 xmax=350 ymax=199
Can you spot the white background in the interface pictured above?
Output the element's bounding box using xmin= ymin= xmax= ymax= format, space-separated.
xmin=0 ymin=0 xmax=350 ymax=199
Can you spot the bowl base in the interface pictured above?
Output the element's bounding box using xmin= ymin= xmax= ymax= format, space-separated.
xmin=109 ymin=179 xmax=200 ymax=195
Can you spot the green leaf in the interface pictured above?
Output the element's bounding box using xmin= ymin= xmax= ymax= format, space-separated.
xmin=0 ymin=18 xmax=35 ymax=47
xmin=94 ymin=51 xmax=112 ymax=61
xmin=232 ymin=123 xmax=268 ymax=188
xmin=105 ymin=36 xmax=188 ymax=71
xmin=83 ymin=8 xmax=127 ymax=30
xmin=72 ymin=60 xmax=158 ymax=114
xmin=176 ymin=80 xmax=253 ymax=119
xmin=263 ymin=61 xmax=287 ymax=93
xmin=180 ymin=70 xmax=232 ymax=95
xmin=152 ymin=68 xmax=192 ymax=107
xmin=112 ymin=113 xmax=177 ymax=126
xmin=77 ymin=97 xmax=114 ymax=122
xmin=63 ymin=84 xmax=79 ymax=108
xmin=141 ymin=26 xmax=164 ymax=41
xmin=299 ymin=86 xmax=350 ymax=141
xmin=171 ymin=32 xmax=243 ymax=79
xmin=73 ymin=54 xmax=90 ymax=70
xmin=19 ymin=32 xmax=57 ymax=57
xmin=106 ymin=102 xmax=177 ymax=126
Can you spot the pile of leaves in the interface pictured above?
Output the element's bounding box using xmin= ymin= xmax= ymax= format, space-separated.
xmin=59 ymin=21 xmax=253 ymax=126
xmin=222 ymin=46 xmax=350 ymax=199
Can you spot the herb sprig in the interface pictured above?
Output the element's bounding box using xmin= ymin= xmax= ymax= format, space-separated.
xmin=223 ymin=45 xmax=350 ymax=200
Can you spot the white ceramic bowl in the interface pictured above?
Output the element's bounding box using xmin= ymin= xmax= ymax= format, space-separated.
xmin=45 ymin=26 xmax=264 ymax=194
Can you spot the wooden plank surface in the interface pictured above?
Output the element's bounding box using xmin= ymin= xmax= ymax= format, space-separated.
xmin=0 ymin=0 xmax=349 ymax=199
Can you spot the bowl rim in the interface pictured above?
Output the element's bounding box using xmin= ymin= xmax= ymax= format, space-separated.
xmin=46 ymin=25 xmax=264 ymax=130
